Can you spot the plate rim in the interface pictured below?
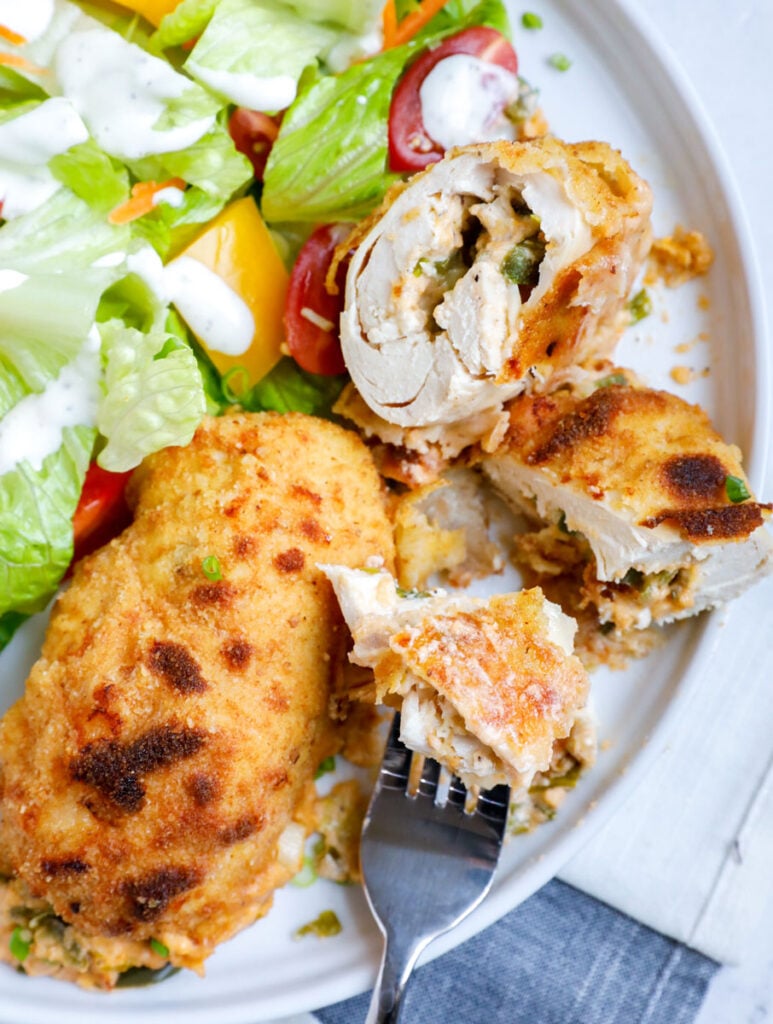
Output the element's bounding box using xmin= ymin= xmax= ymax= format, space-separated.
xmin=0 ymin=1 xmax=769 ymax=1021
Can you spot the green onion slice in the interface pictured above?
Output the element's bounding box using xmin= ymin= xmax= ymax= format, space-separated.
xmin=201 ymin=555 xmax=222 ymax=581
xmin=627 ymin=288 xmax=652 ymax=323
xmin=521 ymin=12 xmax=543 ymax=29
xmin=150 ymin=938 xmax=170 ymax=958
xmin=291 ymin=855 xmax=319 ymax=889
xmin=294 ymin=909 xmax=342 ymax=940
xmin=314 ymin=756 xmax=336 ymax=780
xmin=548 ymin=53 xmax=572 ymax=71
xmin=725 ymin=475 xmax=751 ymax=503
xmin=594 ymin=372 xmax=628 ymax=389
xmin=9 ymin=927 xmax=30 ymax=962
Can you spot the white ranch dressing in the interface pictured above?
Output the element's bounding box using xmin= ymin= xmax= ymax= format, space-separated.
xmin=0 ymin=97 xmax=89 ymax=219
xmin=151 ymin=185 xmax=185 ymax=209
xmin=0 ymin=270 xmax=29 ymax=294
xmin=0 ymin=326 xmax=101 ymax=477
xmin=185 ymin=63 xmax=296 ymax=112
xmin=125 ymin=246 xmax=255 ymax=357
xmin=0 ymin=0 xmax=54 ymax=41
xmin=419 ymin=54 xmax=519 ymax=150
xmin=164 ymin=257 xmax=254 ymax=357
xmin=55 ymin=28 xmax=215 ymax=161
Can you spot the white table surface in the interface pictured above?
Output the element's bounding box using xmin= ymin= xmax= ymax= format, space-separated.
xmin=562 ymin=2 xmax=773 ymax=1021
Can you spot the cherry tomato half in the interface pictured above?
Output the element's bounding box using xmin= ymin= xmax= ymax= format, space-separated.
xmin=71 ymin=463 xmax=133 ymax=565
xmin=228 ymin=108 xmax=280 ymax=182
xmin=388 ymin=26 xmax=518 ymax=173
xmin=284 ymin=224 xmax=351 ymax=376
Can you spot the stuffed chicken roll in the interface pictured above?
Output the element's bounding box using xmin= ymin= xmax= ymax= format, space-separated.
xmin=339 ymin=137 xmax=652 ymax=432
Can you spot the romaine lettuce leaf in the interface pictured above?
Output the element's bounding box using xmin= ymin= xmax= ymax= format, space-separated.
xmin=244 ymin=356 xmax=346 ymax=418
xmin=49 ymin=138 xmax=130 ymax=214
xmin=284 ymin=0 xmax=383 ymax=35
xmin=0 ymin=270 xmax=107 ymax=409
xmin=128 ymin=113 xmax=251 ymax=199
xmin=129 ymin=185 xmax=226 ymax=260
xmin=150 ymin=0 xmax=219 ymax=52
xmin=0 ymin=189 xmax=130 ymax=272
xmin=96 ymin=319 xmax=206 ymax=472
xmin=262 ymin=0 xmax=511 ymax=223
xmin=0 ymin=424 xmax=95 ymax=617
xmin=184 ymin=0 xmax=336 ymax=111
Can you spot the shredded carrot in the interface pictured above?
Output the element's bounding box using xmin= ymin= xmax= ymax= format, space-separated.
xmin=0 ymin=24 xmax=26 ymax=46
xmin=382 ymin=1 xmax=398 ymax=49
xmin=0 ymin=52 xmax=46 ymax=74
xmin=384 ymin=0 xmax=452 ymax=49
xmin=108 ymin=177 xmax=187 ymax=225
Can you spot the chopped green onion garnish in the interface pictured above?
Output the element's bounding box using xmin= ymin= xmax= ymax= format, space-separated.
xmin=10 ymin=927 xmax=30 ymax=962
xmin=294 ymin=909 xmax=342 ymax=940
xmin=548 ymin=52 xmax=572 ymax=71
xmin=314 ymin=755 xmax=336 ymax=780
xmin=150 ymin=938 xmax=169 ymax=958
xmin=413 ymin=258 xmax=426 ymax=277
xmin=594 ymin=372 xmax=628 ymax=389
xmin=291 ymin=855 xmax=319 ymax=889
xmin=725 ymin=475 xmax=751 ymax=503
xmin=201 ymin=555 xmax=222 ymax=581
xmin=501 ymin=238 xmax=545 ymax=286
xmin=628 ymin=288 xmax=652 ymax=323
xmin=557 ymin=511 xmax=569 ymax=534
xmin=521 ymin=12 xmax=543 ymax=29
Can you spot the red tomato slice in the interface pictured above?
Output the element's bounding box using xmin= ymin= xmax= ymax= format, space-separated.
xmin=72 ymin=463 xmax=132 ymax=565
xmin=284 ymin=224 xmax=351 ymax=376
xmin=388 ymin=26 xmax=518 ymax=173
xmin=228 ymin=108 xmax=280 ymax=182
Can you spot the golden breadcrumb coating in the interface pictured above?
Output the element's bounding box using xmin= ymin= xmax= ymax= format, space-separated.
xmin=387 ymin=590 xmax=589 ymax=780
xmin=501 ymin=383 xmax=769 ymax=542
xmin=0 ymin=412 xmax=394 ymax=987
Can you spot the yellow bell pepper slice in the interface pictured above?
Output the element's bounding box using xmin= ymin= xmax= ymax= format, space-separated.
xmin=178 ymin=197 xmax=288 ymax=386
xmin=108 ymin=0 xmax=182 ymax=27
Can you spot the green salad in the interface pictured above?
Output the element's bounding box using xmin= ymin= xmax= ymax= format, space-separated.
xmin=0 ymin=0 xmax=533 ymax=646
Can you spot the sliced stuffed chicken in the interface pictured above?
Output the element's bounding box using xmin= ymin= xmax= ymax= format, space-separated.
xmin=337 ymin=136 xmax=652 ymax=435
xmin=481 ymin=379 xmax=773 ymax=632
xmin=321 ymin=565 xmax=593 ymax=793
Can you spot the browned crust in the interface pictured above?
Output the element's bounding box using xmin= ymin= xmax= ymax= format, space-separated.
xmin=499 ymin=382 xmax=769 ymax=543
xmin=0 ymin=412 xmax=395 ymax=978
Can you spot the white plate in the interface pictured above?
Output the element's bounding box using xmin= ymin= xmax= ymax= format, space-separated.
xmin=0 ymin=1 xmax=768 ymax=1022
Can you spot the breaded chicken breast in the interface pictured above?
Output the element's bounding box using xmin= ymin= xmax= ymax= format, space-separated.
xmin=322 ymin=566 xmax=593 ymax=794
xmin=481 ymin=380 xmax=773 ymax=632
xmin=337 ymin=137 xmax=652 ymax=437
xmin=0 ymin=412 xmax=394 ymax=988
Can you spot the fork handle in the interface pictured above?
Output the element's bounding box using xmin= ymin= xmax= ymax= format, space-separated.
xmin=365 ymin=930 xmax=424 ymax=1024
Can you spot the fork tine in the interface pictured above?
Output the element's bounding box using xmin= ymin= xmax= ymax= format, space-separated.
xmin=379 ymin=714 xmax=412 ymax=792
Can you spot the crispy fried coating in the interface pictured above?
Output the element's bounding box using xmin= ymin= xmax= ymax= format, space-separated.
xmin=0 ymin=412 xmax=394 ymax=984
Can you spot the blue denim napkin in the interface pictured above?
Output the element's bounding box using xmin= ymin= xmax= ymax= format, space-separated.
xmin=316 ymin=880 xmax=717 ymax=1023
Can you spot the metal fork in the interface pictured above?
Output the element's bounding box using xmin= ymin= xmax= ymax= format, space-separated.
xmin=361 ymin=712 xmax=510 ymax=1024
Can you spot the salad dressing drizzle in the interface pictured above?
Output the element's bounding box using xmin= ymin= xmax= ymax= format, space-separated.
xmin=0 ymin=326 xmax=101 ymax=476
